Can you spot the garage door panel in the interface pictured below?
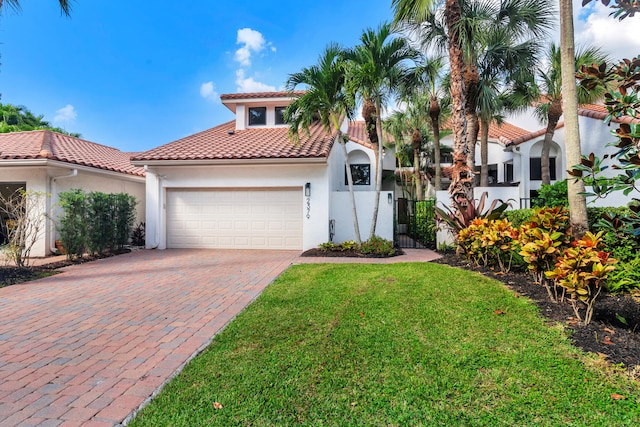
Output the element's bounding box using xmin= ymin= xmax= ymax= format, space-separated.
xmin=167 ymin=189 xmax=302 ymax=250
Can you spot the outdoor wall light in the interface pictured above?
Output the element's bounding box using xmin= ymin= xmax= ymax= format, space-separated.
xmin=388 ymin=193 xmax=393 ymax=204
xmin=305 ymin=182 xmax=311 ymax=197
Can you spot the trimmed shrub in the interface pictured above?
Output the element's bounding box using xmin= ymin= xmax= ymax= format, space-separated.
xmin=58 ymin=189 xmax=89 ymax=260
xmin=532 ymin=180 xmax=568 ymax=208
xmin=57 ymin=189 xmax=137 ymax=259
xmin=360 ymin=236 xmax=396 ymax=257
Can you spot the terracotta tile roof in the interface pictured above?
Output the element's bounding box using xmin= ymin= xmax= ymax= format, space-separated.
xmin=0 ymin=130 xmax=145 ymax=177
xmin=347 ymin=121 xmax=375 ymax=149
xmin=220 ymin=91 xmax=306 ymax=101
xmin=132 ymin=120 xmax=336 ymax=162
xmin=486 ymin=122 xmax=531 ymax=145
xmin=347 ymin=121 xmax=395 ymax=150
xmin=578 ymin=103 xmax=640 ymax=125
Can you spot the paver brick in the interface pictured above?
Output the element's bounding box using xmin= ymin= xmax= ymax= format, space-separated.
xmin=1 ymin=248 xmax=436 ymax=425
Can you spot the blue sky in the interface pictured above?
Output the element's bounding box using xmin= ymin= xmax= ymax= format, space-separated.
xmin=0 ymin=0 xmax=393 ymax=152
xmin=1 ymin=1 xmax=637 ymax=153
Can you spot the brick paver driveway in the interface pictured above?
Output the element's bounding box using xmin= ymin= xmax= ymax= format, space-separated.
xmin=0 ymin=249 xmax=298 ymax=426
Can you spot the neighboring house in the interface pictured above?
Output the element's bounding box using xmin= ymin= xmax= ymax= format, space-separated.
xmin=0 ymin=130 xmax=146 ymax=257
xmin=132 ymin=91 xmax=395 ymax=251
xmin=439 ymin=104 xmax=640 ymax=208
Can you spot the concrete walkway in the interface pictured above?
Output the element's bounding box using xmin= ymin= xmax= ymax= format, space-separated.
xmin=0 ymin=247 xmax=439 ymax=426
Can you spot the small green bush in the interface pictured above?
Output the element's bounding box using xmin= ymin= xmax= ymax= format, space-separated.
xmin=57 ymin=189 xmax=137 ymax=259
xmin=606 ymin=255 xmax=640 ymax=294
xmin=340 ymin=240 xmax=359 ymax=251
xmin=532 ymin=180 xmax=568 ymax=208
xmin=414 ymin=198 xmax=436 ymax=247
xmin=58 ymin=189 xmax=89 ymax=259
xmin=360 ymin=236 xmax=396 ymax=257
xmin=502 ymin=208 xmax=534 ymax=228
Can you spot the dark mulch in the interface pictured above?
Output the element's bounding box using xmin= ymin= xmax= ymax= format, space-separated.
xmin=300 ymin=248 xmax=404 ymax=258
xmin=0 ymin=249 xmax=131 ymax=288
xmin=434 ymin=252 xmax=640 ymax=371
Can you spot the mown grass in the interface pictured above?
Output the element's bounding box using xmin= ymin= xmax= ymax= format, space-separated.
xmin=131 ymin=263 xmax=639 ymax=426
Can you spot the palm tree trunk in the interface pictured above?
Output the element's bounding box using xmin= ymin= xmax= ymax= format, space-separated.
xmin=338 ymin=130 xmax=363 ymax=245
xmin=412 ymin=128 xmax=424 ymax=200
xmin=430 ymin=97 xmax=442 ymax=191
xmin=542 ymin=103 xmax=562 ymax=185
xmin=445 ymin=0 xmax=472 ymax=205
xmin=480 ymin=118 xmax=490 ymax=187
xmin=369 ymin=97 xmax=385 ymax=238
xmin=560 ymin=0 xmax=588 ymax=239
xmin=465 ymin=64 xmax=480 ymax=175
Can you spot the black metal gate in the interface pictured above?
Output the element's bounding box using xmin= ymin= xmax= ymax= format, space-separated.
xmin=395 ymin=198 xmax=436 ymax=249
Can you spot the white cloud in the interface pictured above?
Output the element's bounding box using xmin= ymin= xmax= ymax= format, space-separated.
xmin=54 ymin=104 xmax=77 ymax=123
xmin=234 ymin=28 xmax=270 ymax=67
xmin=199 ymin=81 xmax=219 ymax=102
xmin=235 ymin=69 xmax=276 ymax=93
xmin=574 ymin=3 xmax=640 ymax=61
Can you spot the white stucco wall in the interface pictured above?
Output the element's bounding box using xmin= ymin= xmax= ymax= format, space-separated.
xmin=330 ymin=191 xmax=394 ymax=243
xmin=0 ymin=163 xmax=145 ymax=257
xmin=144 ymin=162 xmax=330 ymax=251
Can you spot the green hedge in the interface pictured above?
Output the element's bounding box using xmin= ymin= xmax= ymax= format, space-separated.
xmin=58 ymin=189 xmax=137 ymax=259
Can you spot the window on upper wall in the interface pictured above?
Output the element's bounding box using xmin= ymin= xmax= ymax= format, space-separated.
xmin=248 ymin=107 xmax=267 ymax=126
xmin=275 ymin=107 xmax=287 ymax=125
xmin=530 ymin=157 xmax=556 ymax=181
xmin=345 ymin=164 xmax=370 ymax=185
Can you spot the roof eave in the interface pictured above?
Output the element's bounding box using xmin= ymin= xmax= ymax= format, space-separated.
xmin=0 ymin=158 xmax=146 ymax=181
xmin=131 ymin=157 xmax=329 ymax=167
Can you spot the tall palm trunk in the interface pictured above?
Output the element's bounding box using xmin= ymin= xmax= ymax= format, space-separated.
xmin=429 ymin=96 xmax=442 ymax=191
xmin=362 ymin=98 xmax=379 ymax=145
xmin=336 ymin=124 xmax=363 ymax=245
xmin=370 ymin=97 xmax=385 ymax=238
xmin=559 ymin=0 xmax=588 ymax=239
xmin=465 ymin=64 xmax=480 ymax=175
xmin=541 ymin=100 xmax=562 ymax=185
xmin=412 ymin=128 xmax=424 ymax=200
xmin=445 ymin=0 xmax=471 ymax=205
xmin=479 ymin=118 xmax=490 ymax=187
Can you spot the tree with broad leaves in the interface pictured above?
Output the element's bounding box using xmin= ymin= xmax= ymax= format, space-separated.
xmin=582 ymin=0 xmax=640 ymax=19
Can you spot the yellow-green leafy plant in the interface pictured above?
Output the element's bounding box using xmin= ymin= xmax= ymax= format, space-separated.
xmin=457 ymin=218 xmax=519 ymax=272
xmin=545 ymin=231 xmax=617 ymax=325
xmin=518 ymin=207 xmax=572 ymax=301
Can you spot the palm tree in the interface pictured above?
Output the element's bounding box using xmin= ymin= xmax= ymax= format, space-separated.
xmin=398 ymin=54 xmax=448 ymax=191
xmin=0 ymin=0 xmax=72 ymax=15
xmin=343 ymin=22 xmax=416 ymax=238
xmin=384 ymin=94 xmax=432 ymax=200
xmin=392 ymin=0 xmax=473 ymax=208
xmin=473 ymin=0 xmax=553 ymax=186
xmin=534 ymin=43 xmax=608 ymax=185
xmin=560 ymin=0 xmax=590 ymax=238
xmin=285 ymin=44 xmax=363 ymax=244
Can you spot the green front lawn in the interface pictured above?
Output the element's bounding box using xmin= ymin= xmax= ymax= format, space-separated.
xmin=131 ymin=263 xmax=639 ymax=426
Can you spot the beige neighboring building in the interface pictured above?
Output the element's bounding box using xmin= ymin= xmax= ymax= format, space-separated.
xmin=0 ymin=130 xmax=146 ymax=257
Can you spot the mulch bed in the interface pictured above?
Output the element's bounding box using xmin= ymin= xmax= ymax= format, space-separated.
xmin=434 ymin=252 xmax=640 ymax=372
xmin=300 ymin=248 xmax=405 ymax=258
xmin=0 ymin=249 xmax=131 ymax=287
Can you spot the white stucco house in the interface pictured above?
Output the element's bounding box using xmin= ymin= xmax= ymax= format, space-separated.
xmin=439 ymin=104 xmax=640 ymax=208
xmin=0 ymin=130 xmax=146 ymax=257
xmin=132 ymin=91 xmax=395 ymax=252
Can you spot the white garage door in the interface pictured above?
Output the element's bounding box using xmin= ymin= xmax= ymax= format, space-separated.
xmin=166 ymin=189 xmax=302 ymax=250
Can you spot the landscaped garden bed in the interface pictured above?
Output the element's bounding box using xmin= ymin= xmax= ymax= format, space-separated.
xmin=434 ymin=252 xmax=640 ymax=371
